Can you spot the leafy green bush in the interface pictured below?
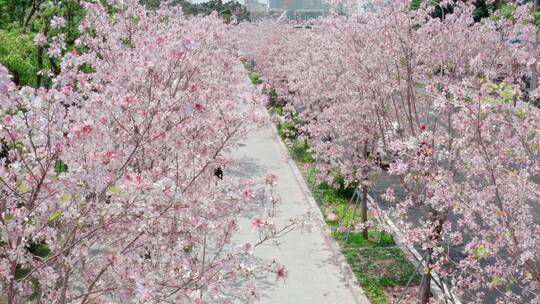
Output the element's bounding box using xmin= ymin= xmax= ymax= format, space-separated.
xmin=410 ymin=0 xmax=506 ymax=22
xmin=0 ymin=29 xmax=39 ymax=87
xmin=248 ymin=71 xmax=262 ymax=85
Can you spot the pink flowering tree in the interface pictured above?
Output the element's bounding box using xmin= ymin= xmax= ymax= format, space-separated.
xmin=235 ymin=20 xmax=384 ymax=239
xmin=236 ymin=0 xmax=540 ymax=302
xmin=369 ymin=2 xmax=539 ymax=302
xmin=0 ymin=1 xmax=299 ymax=303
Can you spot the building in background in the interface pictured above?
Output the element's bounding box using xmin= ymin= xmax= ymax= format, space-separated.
xmin=268 ymin=0 xmax=328 ymax=20
xmin=245 ymin=0 xmax=268 ymax=19
xmin=357 ymin=0 xmax=376 ymax=12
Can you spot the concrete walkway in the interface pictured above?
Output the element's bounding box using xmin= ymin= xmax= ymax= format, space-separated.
xmin=230 ymin=74 xmax=369 ymax=304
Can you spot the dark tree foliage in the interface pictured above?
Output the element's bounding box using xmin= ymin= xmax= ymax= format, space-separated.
xmin=191 ymin=0 xmax=250 ymax=23
xmin=471 ymin=0 xmax=505 ymax=21
xmin=143 ymin=0 xmax=250 ymax=23
xmin=410 ymin=0 xmax=506 ymax=22
xmin=0 ymin=0 xmax=84 ymax=36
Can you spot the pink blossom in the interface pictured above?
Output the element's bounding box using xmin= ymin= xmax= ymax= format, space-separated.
xmin=3 ymin=115 xmax=12 ymax=125
xmin=61 ymin=85 xmax=72 ymax=96
xmin=33 ymin=33 xmax=47 ymax=47
xmin=242 ymin=242 xmax=254 ymax=255
xmin=382 ymin=187 xmax=396 ymax=203
xmin=101 ymin=151 xmax=114 ymax=164
xmin=274 ymin=263 xmax=288 ymax=281
xmin=265 ymin=174 xmax=277 ymax=186
xmin=156 ymin=36 xmax=165 ymax=46
xmin=242 ymin=189 xmax=252 ymax=200
xmin=125 ymin=95 xmax=137 ymax=105
xmin=78 ymin=20 xmax=89 ymax=32
xmin=251 ymin=217 xmax=265 ymax=229
xmin=50 ymin=16 xmax=66 ymax=29
xmin=79 ymin=125 xmax=92 ymax=137
xmin=194 ymin=102 xmax=203 ymax=112
xmin=108 ymin=255 xmax=118 ymax=265
xmin=169 ymin=48 xmax=184 ymax=60
xmin=244 ymin=281 xmax=259 ymax=300
xmin=47 ymin=35 xmax=65 ymax=58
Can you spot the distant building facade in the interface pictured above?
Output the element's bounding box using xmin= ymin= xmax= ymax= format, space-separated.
xmin=268 ymin=0 xmax=328 ymax=20
xmin=245 ymin=0 xmax=268 ymax=19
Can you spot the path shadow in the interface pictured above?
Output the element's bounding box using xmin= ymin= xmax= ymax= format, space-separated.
xmin=227 ymin=156 xmax=268 ymax=179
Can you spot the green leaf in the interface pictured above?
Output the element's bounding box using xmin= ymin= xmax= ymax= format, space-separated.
xmin=4 ymin=213 xmax=14 ymax=221
xmin=499 ymin=4 xmax=514 ymax=20
xmin=79 ymin=203 xmax=87 ymax=213
xmin=27 ymin=241 xmax=50 ymax=258
xmin=109 ymin=185 xmax=120 ymax=194
xmin=99 ymin=209 xmax=105 ymax=225
xmin=14 ymin=265 xmax=31 ymax=281
xmin=492 ymin=275 xmax=503 ymax=286
xmin=49 ymin=210 xmax=62 ymax=222
xmin=530 ymin=142 xmax=540 ymax=153
xmin=17 ymin=181 xmax=28 ymax=194
xmin=62 ymin=192 xmax=70 ymax=203
xmin=515 ymin=108 xmax=528 ymax=120
xmin=54 ymin=159 xmax=68 ymax=174
xmin=472 ymin=244 xmax=489 ymax=259
xmin=500 ymin=88 xmax=513 ymax=104
xmin=14 ymin=143 xmax=24 ymax=152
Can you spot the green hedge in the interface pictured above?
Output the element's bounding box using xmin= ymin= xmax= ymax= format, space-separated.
xmin=0 ymin=29 xmax=39 ymax=87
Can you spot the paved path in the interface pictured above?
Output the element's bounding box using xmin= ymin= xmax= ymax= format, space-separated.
xmin=229 ymin=74 xmax=369 ymax=304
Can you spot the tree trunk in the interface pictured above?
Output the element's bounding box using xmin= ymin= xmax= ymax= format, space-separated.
xmin=361 ymin=141 xmax=369 ymax=239
xmin=419 ymin=216 xmax=445 ymax=304
xmin=419 ymin=248 xmax=432 ymax=304
xmin=533 ymin=2 xmax=540 ymax=93
xmin=24 ymin=1 xmax=39 ymax=29
xmin=8 ymin=0 xmax=15 ymax=24
xmin=37 ymin=46 xmax=44 ymax=87
xmin=361 ymin=184 xmax=368 ymax=239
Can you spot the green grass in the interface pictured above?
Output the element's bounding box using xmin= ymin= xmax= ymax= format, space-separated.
xmin=343 ymin=247 xmax=422 ymax=303
xmin=286 ymin=138 xmax=315 ymax=163
xmin=333 ymin=230 xmax=395 ymax=248
xmin=269 ymin=105 xmax=283 ymax=115
xmin=242 ymin=60 xmax=262 ymax=85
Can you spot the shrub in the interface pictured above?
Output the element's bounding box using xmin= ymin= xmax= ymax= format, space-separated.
xmin=0 ymin=29 xmax=39 ymax=87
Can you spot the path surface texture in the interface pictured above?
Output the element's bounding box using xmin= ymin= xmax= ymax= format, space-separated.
xmin=229 ymin=74 xmax=369 ymax=304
